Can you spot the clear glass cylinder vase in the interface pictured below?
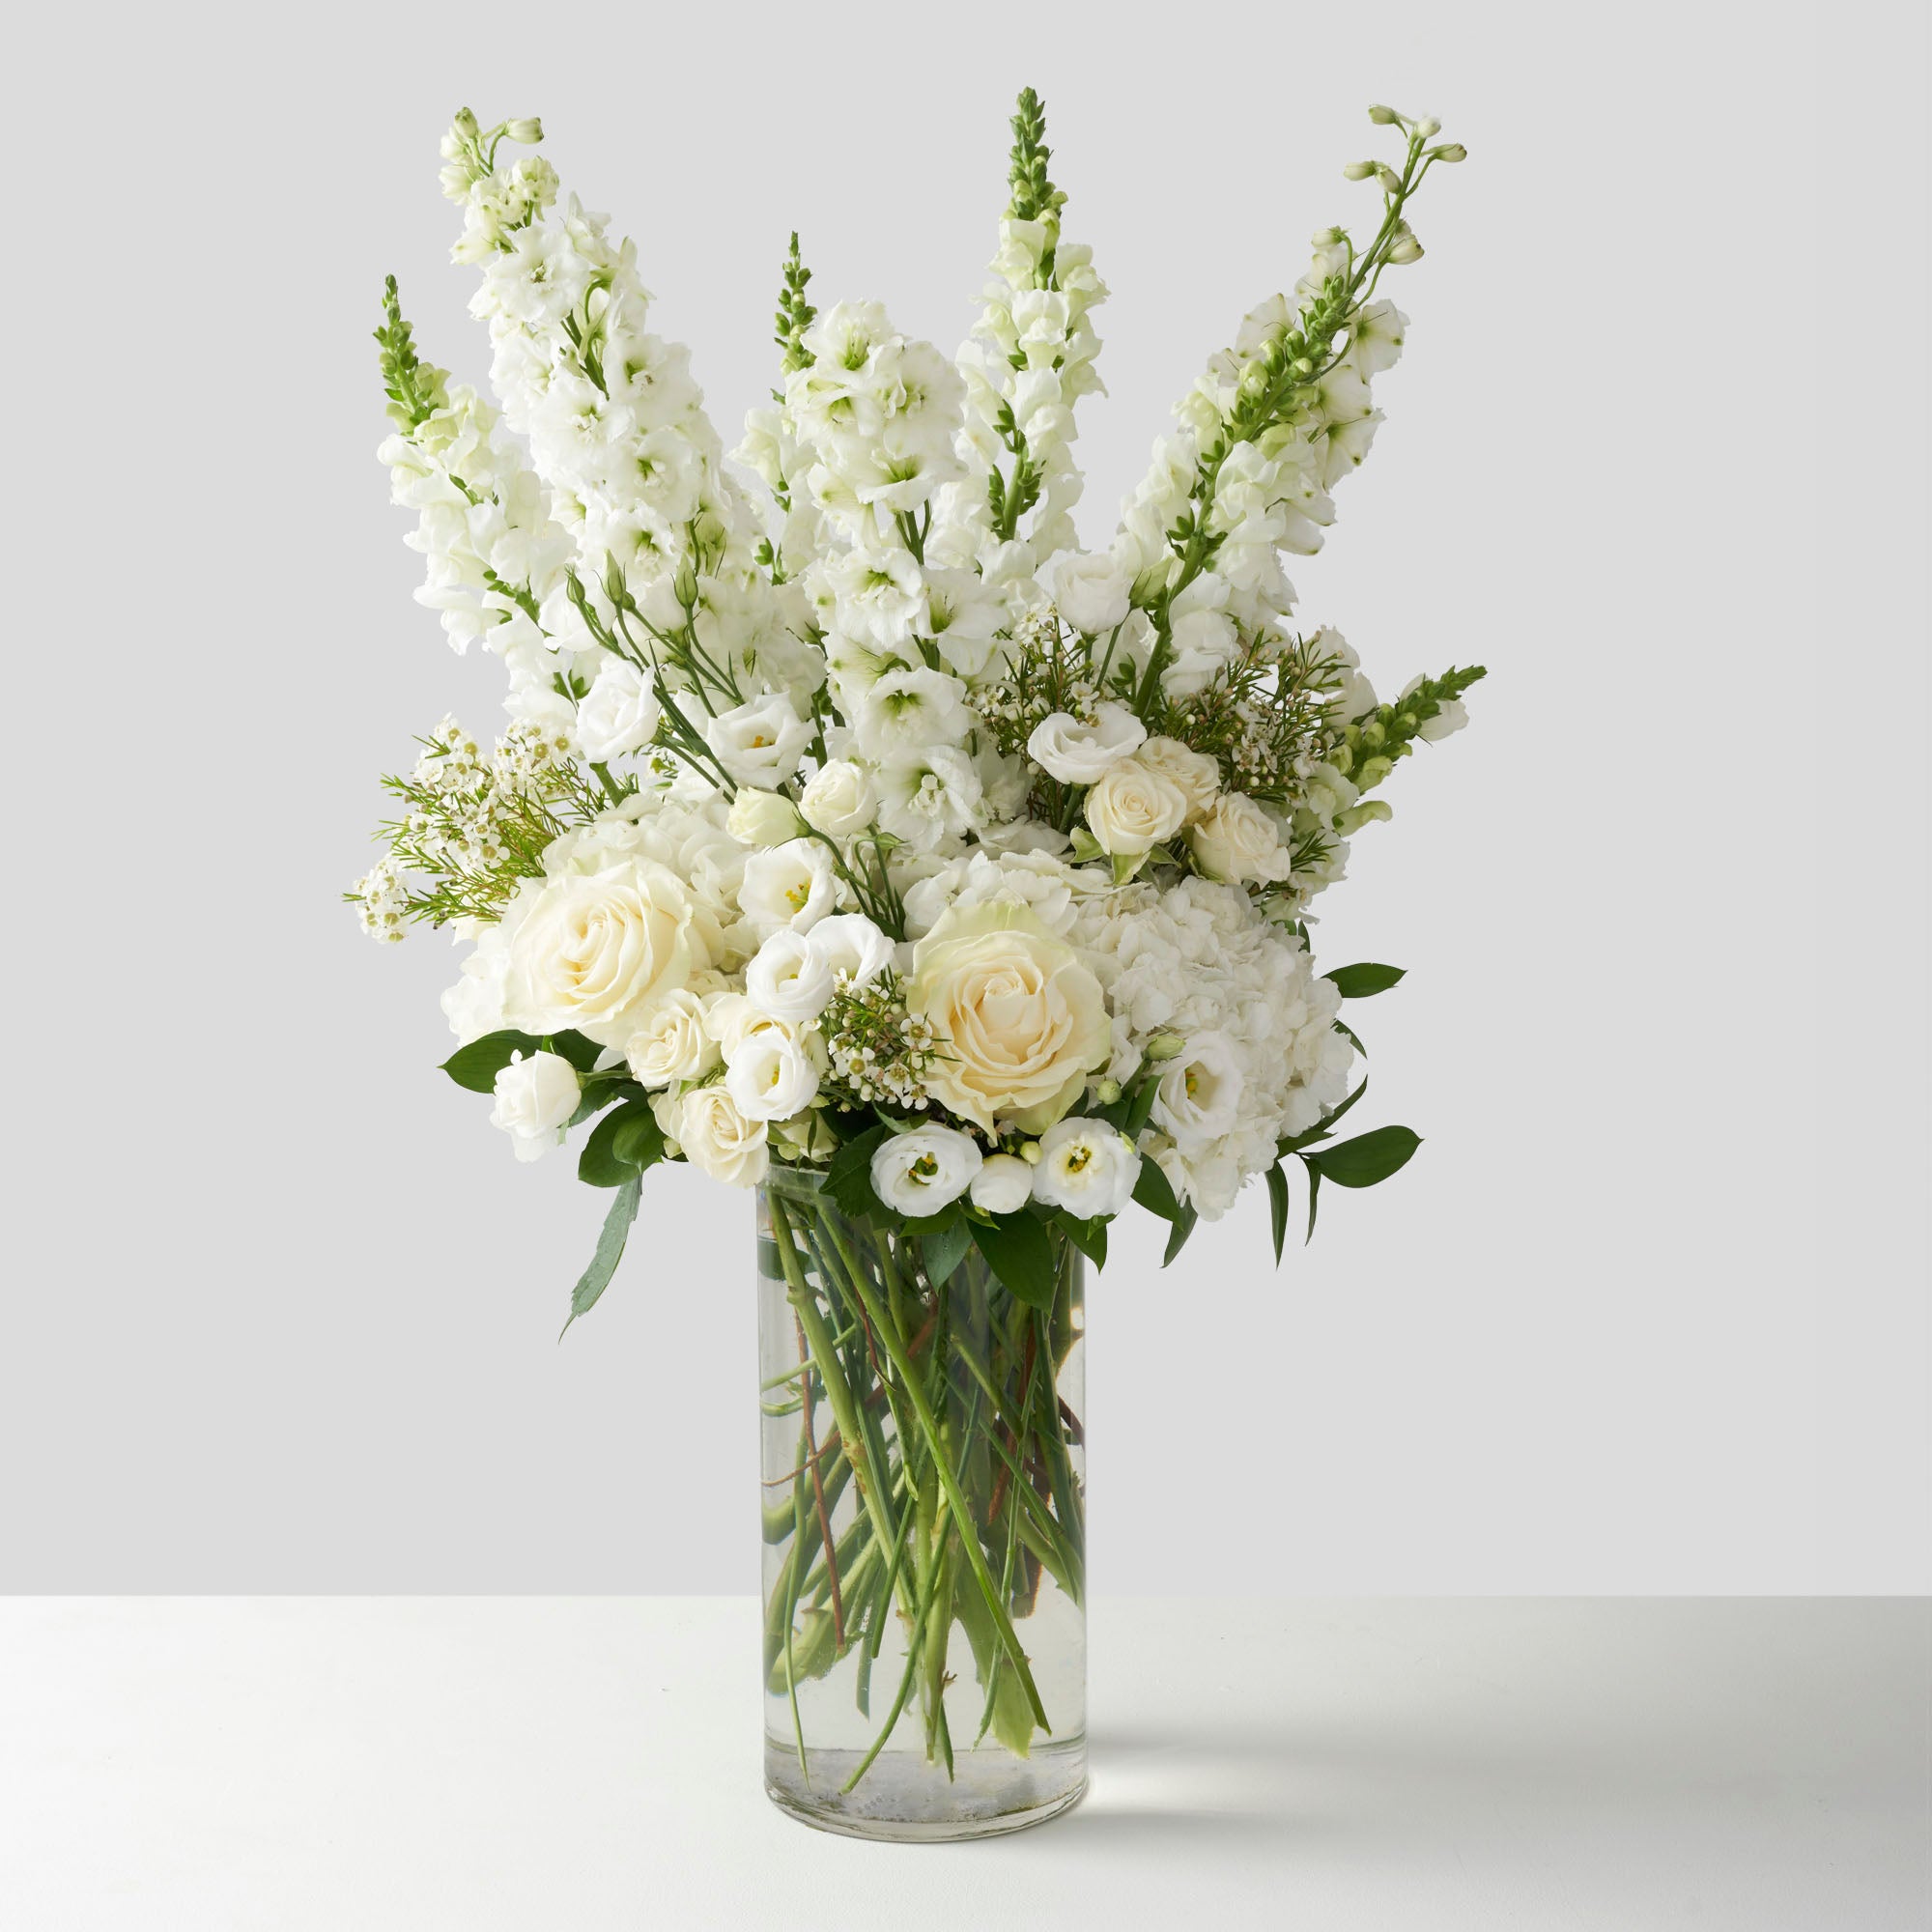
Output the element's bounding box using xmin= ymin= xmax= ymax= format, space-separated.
xmin=755 ymin=1165 xmax=1087 ymax=1840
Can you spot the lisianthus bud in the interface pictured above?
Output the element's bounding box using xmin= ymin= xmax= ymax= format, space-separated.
xmin=504 ymin=117 xmax=544 ymax=143
xmin=1367 ymin=103 xmax=1398 ymax=125
xmin=1145 ymin=1032 xmax=1187 ymax=1063
xmin=1415 ymin=116 xmax=1441 ymax=138
xmin=1433 ymin=142 xmax=1467 ymax=162
xmin=451 ymin=107 xmax=480 ymax=140
xmin=1095 ymin=1077 xmax=1122 ymax=1106
xmin=1344 ymin=160 xmax=1378 ymax=181
xmin=727 ymin=788 xmax=802 ymax=847
xmin=1017 ymin=1140 xmax=1043 ymax=1166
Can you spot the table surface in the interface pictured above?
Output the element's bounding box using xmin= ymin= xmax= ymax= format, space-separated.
xmin=2 ymin=1596 xmax=1925 ymax=1930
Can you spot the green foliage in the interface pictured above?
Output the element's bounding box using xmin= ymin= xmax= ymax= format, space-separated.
xmin=440 ymin=1028 xmax=599 ymax=1094
xmin=1266 ymin=1163 xmax=1291 ymax=1264
xmin=921 ymin=1220 xmax=976 ymax=1287
xmin=970 ymin=1212 xmax=1059 ymax=1308
xmin=1307 ymin=1125 xmax=1421 ymax=1188
xmin=1325 ymin=962 xmax=1406 ymax=999
xmin=561 ymin=1174 xmax=641 ymax=1335
xmin=822 ymin=1122 xmax=892 ymax=1223
xmin=374 ymin=276 xmax=449 ymax=434
xmin=578 ymin=1098 xmax=664 ymax=1187
xmin=1161 ymin=1203 xmax=1199 ymax=1267
xmin=1131 ymin=1154 xmax=1182 ymax=1224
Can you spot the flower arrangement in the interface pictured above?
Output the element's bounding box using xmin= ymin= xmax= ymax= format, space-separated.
xmin=349 ymin=91 xmax=1476 ymax=1832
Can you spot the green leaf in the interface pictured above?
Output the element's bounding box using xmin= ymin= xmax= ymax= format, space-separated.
xmin=1132 ymin=1153 xmax=1181 ymax=1224
xmin=922 ymin=1219 xmax=975 ymax=1287
xmin=546 ymin=1030 xmax=604 ymax=1073
xmin=578 ymin=1099 xmax=662 ymax=1187
xmin=1266 ymin=1162 xmax=1290 ymax=1265
xmin=971 ymin=1214 xmax=1059 ymax=1308
xmin=823 ymin=1122 xmax=892 ymax=1222
xmin=1060 ymin=1214 xmax=1108 ymax=1270
xmin=1308 ymin=1125 xmax=1422 ymax=1189
xmin=1161 ymin=1203 xmax=1198 ymax=1267
xmin=611 ymin=1105 xmax=665 ymax=1170
xmin=561 ymin=1175 xmax=641 ymax=1335
xmin=1303 ymin=1161 xmax=1322 ymax=1243
xmin=1279 ymin=1078 xmax=1367 ymax=1156
xmin=1337 ymin=1020 xmax=1367 ymax=1058
xmin=1325 ymin=962 xmax=1406 ymax=999
xmin=440 ymin=1030 xmax=546 ymax=1093
xmin=567 ymin=1071 xmax=638 ymax=1128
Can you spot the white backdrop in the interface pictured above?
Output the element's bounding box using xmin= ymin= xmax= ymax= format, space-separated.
xmin=3 ymin=0 xmax=1923 ymax=1596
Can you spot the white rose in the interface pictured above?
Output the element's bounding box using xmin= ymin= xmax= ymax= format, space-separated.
xmin=969 ymin=1152 xmax=1034 ymax=1214
xmin=1135 ymin=736 xmax=1221 ymax=823
xmin=678 ymin=1085 xmax=770 ymax=1186
xmin=575 ymin=660 xmax=661 ymax=762
xmin=746 ymin=928 xmax=838 ymax=1023
xmin=623 ymin=988 xmax=720 ymax=1088
xmin=1030 ymin=1116 xmax=1139 ymax=1218
xmin=704 ymin=692 xmax=811 ymax=788
xmin=1083 ymin=761 xmax=1188 ymax=858
xmin=1027 ymin=701 xmax=1147 ymax=784
xmin=724 ymin=1032 xmax=820 ymax=1122
xmin=738 ymin=838 xmax=838 ymax=936
xmin=703 ymin=992 xmax=794 ymax=1058
xmin=906 ymin=901 xmax=1112 ymax=1133
xmin=726 ymin=788 xmax=802 ymax=847
xmin=504 ymin=858 xmax=716 ymax=1045
xmin=1149 ymin=1030 xmax=1247 ymax=1151
xmin=808 ymin=912 xmax=893 ymax=990
xmin=488 ymin=1050 xmax=581 ymax=1163
xmin=1190 ymin=793 xmax=1293 ymax=886
xmin=1048 ymin=548 xmax=1133 ymax=636
xmin=800 ymin=758 xmax=876 ymax=838
xmin=870 ymin=1124 xmax=983 ymax=1215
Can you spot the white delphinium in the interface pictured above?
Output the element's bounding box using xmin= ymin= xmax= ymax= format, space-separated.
xmin=489 ymin=1049 xmax=581 ymax=1161
xmin=876 ymin=747 xmax=982 ymax=851
xmin=871 ymin=1125 xmax=984 ymax=1215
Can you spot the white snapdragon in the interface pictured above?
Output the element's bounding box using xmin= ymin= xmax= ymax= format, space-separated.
xmin=738 ymin=838 xmax=838 ymax=935
xmin=1030 ymin=1118 xmax=1139 ymax=1219
xmin=1027 ymin=702 xmax=1147 ymax=784
xmin=746 ymin=928 xmax=837 ymax=1023
xmin=870 ymin=1125 xmax=983 ymax=1215
xmin=704 ymin=693 xmax=812 ymax=789
xmin=489 ymin=1049 xmax=581 ymax=1162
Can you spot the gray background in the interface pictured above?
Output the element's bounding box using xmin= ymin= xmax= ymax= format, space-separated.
xmin=4 ymin=0 xmax=1924 ymax=1594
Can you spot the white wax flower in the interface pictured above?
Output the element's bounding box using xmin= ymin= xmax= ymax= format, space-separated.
xmin=969 ymin=1153 xmax=1034 ymax=1214
xmin=1027 ymin=702 xmax=1147 ymax=784
xmin=1030 ymin=1117 xmax=1139 ymax=1219
xmin=623 ymin=988 xmax=720 ymax=1087
xmin=575 ymin=660 xmax=661 ymax=762
xmin=808 ymin=913 xmax=893 ymax=991
xmin=739 ymin=838 xmax=838 ymax=935
xmin=1150 ymin=1030 xmax=1247 ymax=1151
xmin=1189 ymin=794 xmax=1293 ymax=886
xmin=724 ymin=1031 xmax=820 ymax=1121
xmin=870 ymin=1125 xmax=983 ymax=1215
xmin=800 ymin=759 xmax=875 ymax=838
xmin=726 ymin=788 xmax=801 ymax=847
xmin=746 ymin=928 xmax=838 ymax=1023
xmin=704 ymin=693 xmax=812 ymax=788
xmin=1048 ymin=548 xmax=1133 ymax=636
xmin=678 ymin=1086 xmax=769 ymax=1186
xmin=489 ymin=1050 xmax=581 ymax=1162
xmin=1083 ymin=761 xmax=1188 ymax=858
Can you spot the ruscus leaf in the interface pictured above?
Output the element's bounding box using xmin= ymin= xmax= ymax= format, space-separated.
xmin=1324 ymin=962 xmax=1406 ymax=1000
xmin=971 ymin=1214 xmax=1058 ymax=1308
xmin=1266 ymin=1162 xmax=1291 ymax=1265
xmin=1308 ymin=1125 xmax=1422 ymax=1188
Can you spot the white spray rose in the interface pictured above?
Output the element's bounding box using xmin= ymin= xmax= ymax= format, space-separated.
xmin=739 ymin=838 xmax=838 ymax=936
xmin=678 ymin=1085 xmax=769 ymax=1185
xmin=1150 ymin=1030 xmax=1247 ymax=1150
xmin=1027 ymin=701 xmax=1147 ymax=784
xmin=623 ymin=988 xmax=720 ymax=1088
xmin=1030 ymin=1117 xmax=1140 ymax=1218
xmin=1189 ymin=793 xmax=1293 ymax=886
xmin=488 ymin=1050 xmax=581 ymax=1163
xmin=575 ymin=660 xmax=662 ymax=762
xmin=1048 ymin=548 xmax=1133 ymax=636
xmin=704 ymin=692 xmax=812 ymax=788
xmin=808 ymin=913 xmax=893 ymax=990
xmin=726 ymin=788 xmax=802 ymax=847
xmin=1083 ymin=761 xmax=1188 ymax=857
xmin=800 ymin=758 xmax=876 ymax=838
xmin=746 ymin=928 xmax=838 ymax=1023
xmin=870 ymin=1125 xmax=984 ymax=1215
xmin=969 ymin=1152 xmax=1034 ymax=1214
xmin=1134 ymin=737 xmax=1221 ymax=823
xmin=724 ymin=1032 xmax=821 ymax=1121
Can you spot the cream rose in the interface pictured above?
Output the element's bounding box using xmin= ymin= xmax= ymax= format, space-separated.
xmin=488 ymin=1050 xmax=581 ymax=1163
xmin=905 ymin=901 xmax=1111 ymax=1133
xmin=1083 ymin=761 xmax=1188 ymax=858
xmin=677 ymin=1085 xmax=770 ymax=1186
xmin=1134 ymin=736 xmax=1221 ymax=823
xmin=504 ymin=858 xmax=714 ymax=1045
xmin=1189 ymin=793 xmax=1293 ymax=886
xmin=623 ymin=989 xmax=719 ymax=1089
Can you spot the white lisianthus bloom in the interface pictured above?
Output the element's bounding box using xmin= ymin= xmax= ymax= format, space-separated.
xmin=1083 ymin=761 xmax=1188 ymax=858
xmin=489 ymin=1049 xmax=581 ymax=1162
xmin=870 ymin=1124 xmax=983 ymax=1215
xmin=1134 ymin=737 xmax=1221 ymax=823
xmin=703 ymin=992 xmax=795 ymax=1058
xmin=1027 ymin=701 xmax=1147 ymax=784
xmin=746 ymin=928 xmax=837 ymax=1023
xmin=1048 ymin=548 xmax=1133 ymax=637
xmin=739 ymin=838 xmax=838 ymax=935
xmin=724 ymin=1032 xmax=820 ymax=1121
xmin=575 ymin=660 xmax=661 ymax=762
xmin=1190 ymin=794 xmax=1293 ymax=886
xmin=800 ymin=758 xmax=875 ymax=838
xmin=877 ymin=746 xmax=982 ymax=850
xmin=969 ymin=1152 xmax=1034 ymax=1213
xmin=1150 ymin=1030 xmax=1246 ymax=1150
xmin=704 ymin=692 xmax=812 ymax=788
xmin=726 ymin=788 xmax=802 ymax=847
xmin=906 ymin=901 xmax=1112 ymax=1132
xmin=1030 ymin=1117 xmax=1139 ymax=1219
xmin=623 ymin=988 xmax=720 ymax=1088
xmin=809 ymin=912 xmax=893 ymax=990
xmin=678 ymin=1085 xmax=770 ymax=1186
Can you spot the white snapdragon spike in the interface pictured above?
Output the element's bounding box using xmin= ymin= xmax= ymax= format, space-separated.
xmin=489 ymin=1049 xmax=581 ymax=1161
xmin=1030 ymin=1118 xmax=1139 ymax=1219
xmin=870 ymin=1125 xmax=984 ymax=1215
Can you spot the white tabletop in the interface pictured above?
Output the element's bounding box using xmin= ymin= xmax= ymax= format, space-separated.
xmin=2 ymin=1596 xmax=1924 ymax=1929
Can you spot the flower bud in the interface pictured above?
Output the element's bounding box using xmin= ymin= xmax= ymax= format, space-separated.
xmin=1343 ymin=160 xmax=1378 ymax=181
xmin=451 ymin=107 xmax=480 ymax=141
xmin=1333 ymin=800 xmax=1394 ymax=836
xmin=1017 ymin=1139 xmax=1043 ymax=1166
xmin=1356 ymin=754 xmax=1394 ymax=789
xmin=726 ymin=788 xmax=802 ymax=848
xmin=1095 ymin=1077 xmax=1122 ymax=1106
xmin=1311 ymin=224 xmax=1347 ymax=247
xmin=1432 ymin=142 xmax=1467 ymax=163
xmin=1144 ymin=1031 xmax=1187 ymax=1063
xmin=504 ymin=117 xmax=544 ymax=143
xmin=1387 ymin=232 xmax=1425 ymax=265
xmin=1359 ymin=718 xmax=1387 ymax=749
xmin=1367 ymin=103 xmax=1398 ymax=125
xmin=1375 ymin=164 xmax=1404 ymax=192
xmin=1415 ymin=116 xmax=1441 ymax=138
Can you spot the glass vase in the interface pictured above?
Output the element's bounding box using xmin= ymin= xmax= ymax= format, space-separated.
xmin=755 ymin=1164 xmax=1087 ymax=1841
